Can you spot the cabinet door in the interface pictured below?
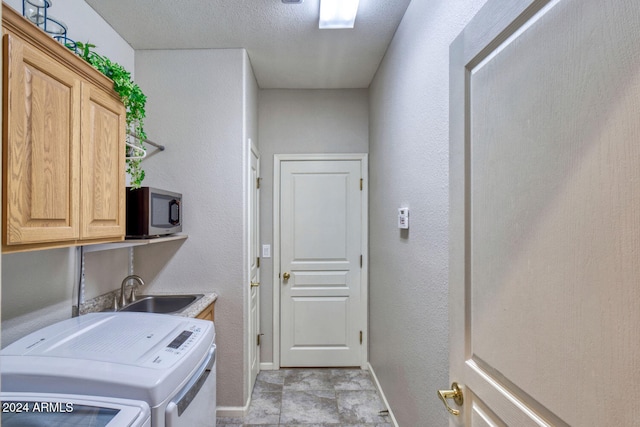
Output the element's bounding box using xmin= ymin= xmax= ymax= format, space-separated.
xmin=80 ymin=82 xmax=126 ymax=240
xmin=196 ymin=302 xmax=215 ymax=322
xmin=3 ymin=33 xmax=81 ymax=245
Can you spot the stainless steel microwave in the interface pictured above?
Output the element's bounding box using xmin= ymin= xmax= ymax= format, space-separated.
xmin=126 ymin=187 xmax=182 ymax=237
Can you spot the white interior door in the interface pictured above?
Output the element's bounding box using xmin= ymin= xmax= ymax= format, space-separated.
xmin=448 ymin=0 xmax=640 ymax=425
xmin=278 ymin=156 xmax=366 ymax=367
xmin=249 ymin=142 xmax=260 ymax=392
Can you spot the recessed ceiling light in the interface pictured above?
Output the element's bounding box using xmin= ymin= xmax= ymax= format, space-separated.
xmin=319 ymin=0 xmax=360 ymax=29
xmin=281 ymin=0 xmax=303 ymax=4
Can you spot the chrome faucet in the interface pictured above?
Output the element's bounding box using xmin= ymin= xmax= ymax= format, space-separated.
xmin=120 ymin=275 xmax=145 ymax=308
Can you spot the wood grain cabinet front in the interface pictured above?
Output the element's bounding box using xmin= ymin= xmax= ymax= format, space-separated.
xmin=4 ymin=32 xmax=82 ymax=245
xmin=80 ymin=82 xmax=126 ymax=241
xmin=2 ymin=5 xmax=126 ymax=252
xmin=196 ymin=302 xmax=215 ymax=322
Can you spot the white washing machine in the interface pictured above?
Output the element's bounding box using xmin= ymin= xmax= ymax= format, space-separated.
xmin=1 ymin=312 xmax=216 ymax=427
xmin=1 ymin=392 xmax=151 ymax=427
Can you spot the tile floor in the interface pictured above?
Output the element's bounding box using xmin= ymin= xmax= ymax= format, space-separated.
xmin=217 ymin=368 xmax=392 ymax=427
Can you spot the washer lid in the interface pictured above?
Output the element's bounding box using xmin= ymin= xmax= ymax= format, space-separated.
xmin=0 ymin=392 xmax=151 ymax=427
xmin=1 ymin=312 xmax=212 ymax=367
xmin=1 ymin=313 xmax=215 ymax=406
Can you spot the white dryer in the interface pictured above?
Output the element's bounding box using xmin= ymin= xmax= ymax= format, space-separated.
xmin=1 ymin=312 xmax=216 ymax=427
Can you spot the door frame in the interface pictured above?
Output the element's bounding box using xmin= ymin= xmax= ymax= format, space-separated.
xmin=272 ymin=153 xmax=368 ymax=369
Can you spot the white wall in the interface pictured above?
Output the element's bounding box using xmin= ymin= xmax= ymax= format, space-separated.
xmin=133 ymin=49 xmax=257 ymax=409
xmin=4 ymin=0 xmax=134 ymax=72
xmin=257 ymin=89 xmax=369 ymax=364
xmin=2 ymin=249 xmax=76 ymax=345
xmin=1 ymin=0 xmax=135 ymax=347
xmin=368 ymin=0 xmax=487 ymax=425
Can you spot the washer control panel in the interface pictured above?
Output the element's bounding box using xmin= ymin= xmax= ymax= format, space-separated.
xmin=143 ymin=323 xmax=205 ymax=368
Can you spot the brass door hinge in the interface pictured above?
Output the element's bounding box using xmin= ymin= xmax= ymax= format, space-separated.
xmin=360 ymin=178 xmax=363 ymax=191
xmin=257 ymin=177 xmax=261 ymax=189
xmin=257 ymin=333 xmax=264 ymax=346
xmin=360 ymin=331 xmax=363 ymax=345
xmin=360 ymin=255 xmax=363 ymax=268
xmin=257 ymin=257 xmax=260 ymax=268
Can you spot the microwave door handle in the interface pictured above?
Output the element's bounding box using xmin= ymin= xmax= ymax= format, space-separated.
xmin=169 ymin=199 xmax=181 ymax=225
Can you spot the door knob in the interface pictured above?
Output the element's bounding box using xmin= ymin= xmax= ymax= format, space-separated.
xmin=437 ymin=382 xmax=463 ymax=416
xmin=251 ymin=282 xmax=260 ymax=287
xmin=282 ymin=272 xmax=291 ymax=280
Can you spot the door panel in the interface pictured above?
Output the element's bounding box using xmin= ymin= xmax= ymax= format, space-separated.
xmin=4 ymin=34 xmax=81 ymax=244
xmin=450 ymin=0 xmax=640 ymax=425
xmin=469 ymin=397 xmax=506 ymax=427
xmin=80 ymin=82 xmax=125 ymax=239
xmin=292 ymin=173 xmax=349 ymax=259
xmin=292 ymin=296 xmax=348 ymax=345
xmin=280 ymin=160 xmax=363 ymax=367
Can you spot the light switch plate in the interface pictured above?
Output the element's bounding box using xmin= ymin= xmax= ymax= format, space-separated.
xmin=262 ymin=244 xmax=271 ymax=258
xmin=398 ymin=208 xmax=409 ymax=229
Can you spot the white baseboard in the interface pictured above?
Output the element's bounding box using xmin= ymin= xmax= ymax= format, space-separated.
xmin=368 ymin=362 xmax=399 ymax=427
xmin=216 ymin=401 xmax=250 ymax=419
xmin=259 ymin=362 xmax=278 ymax=371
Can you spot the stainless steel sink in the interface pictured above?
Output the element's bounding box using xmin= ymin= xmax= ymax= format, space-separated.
xmin=119 ymin=294 xmax=204 ymax=314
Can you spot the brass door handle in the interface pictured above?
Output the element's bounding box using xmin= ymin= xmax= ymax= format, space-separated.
xmin=438 ymin=382 xmax=463 ymax=416
xmin=251 ymin=282 xmax=260 ymax=287
xmin=282 ymin=272 xmax=291 ymax=280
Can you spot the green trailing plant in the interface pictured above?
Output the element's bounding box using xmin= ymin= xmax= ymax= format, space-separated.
xmin=73 ymin=41 xmax=147 ymax=188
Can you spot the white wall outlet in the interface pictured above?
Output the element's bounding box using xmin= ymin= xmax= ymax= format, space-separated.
xmin=398 ymin=208 xmax=409 ymax=229
xmin=262 ymin=244 xmax=271 ymax=258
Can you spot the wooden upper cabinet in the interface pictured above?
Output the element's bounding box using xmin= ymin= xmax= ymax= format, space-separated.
xmin=81 ymin=83 xmax=126 ymax=240
xmin=2 ymin=5 xmax=126 ymax=252
xmin=4 ymin=33 xmax=81 ymax=245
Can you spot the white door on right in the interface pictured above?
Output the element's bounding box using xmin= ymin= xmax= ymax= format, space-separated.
xmin=449 ymin=0 xmax=640 ymax=426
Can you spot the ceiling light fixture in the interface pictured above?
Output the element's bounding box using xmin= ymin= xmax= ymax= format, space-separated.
xmin=319 ymin=0 xmax=360 ymax=29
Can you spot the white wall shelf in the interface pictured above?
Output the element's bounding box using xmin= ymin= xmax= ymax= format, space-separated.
xmin=82 ymin=234 xmax=188 ymax=253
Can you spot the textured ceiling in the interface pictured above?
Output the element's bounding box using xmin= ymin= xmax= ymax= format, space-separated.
xmin=84 ymin=0 xmax=411 ymax=89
